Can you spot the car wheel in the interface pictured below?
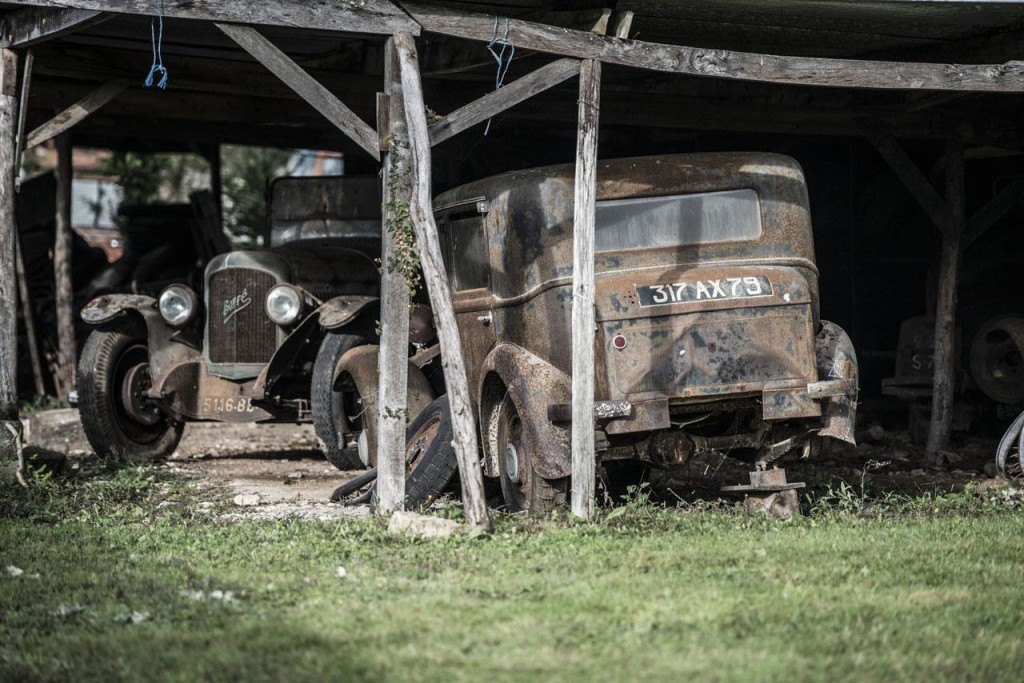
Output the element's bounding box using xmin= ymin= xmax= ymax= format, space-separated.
xmin=77 ymin=321 xmax=183 ymax=462
xmin=401 ymin=395 xmax=459 ymax=508
xmin=312 ymin=331 xmax=367 ymax=470
xmin=369 ymin=395 xmax=458 ymax=509
xmin=496 ymin=395 xmax=567 ymax=514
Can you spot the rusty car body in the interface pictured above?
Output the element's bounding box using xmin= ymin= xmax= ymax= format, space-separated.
xmin=432 ymin=152 xmax=859 ymax=511
xmin=77 ymin=176 xmax=437 ymax=469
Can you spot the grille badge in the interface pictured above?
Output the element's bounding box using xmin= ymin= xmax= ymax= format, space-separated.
xmin=222 ymin=287 xmax=252 ymax=324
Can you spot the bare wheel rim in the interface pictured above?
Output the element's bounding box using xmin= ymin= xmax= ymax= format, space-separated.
xmin=404 ymin=415 xmax=441 ymax=475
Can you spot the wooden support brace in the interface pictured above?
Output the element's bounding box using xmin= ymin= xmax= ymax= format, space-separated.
xmin=25 ymin=79 xmax=127 ymax=149
xmin=926 ymin=140 xmax=964 ymax=459
xmin=0 ymin=48 xmax=19 ymax=421
xmin=217 ymin=24 xmax=380 ymax=161
xmin=53 ymin=133 xmax=76 ymax=404
xmin=393 ymin=31 xmax=491 ymax=531
xmin=2 ymin=0 xmax=418 ymax=36
xmin=375 ymin=38 xmax=412 ymax=515
xmin=870 ymin=134 xmax=953 ymax=238
xmin=428 ymin=58 xmax=581 ymax=146
xmin=1 ymin=7 xmax=109 ymax=48
xmin=570 ymin=57 xmax=601 ymax=521
xmin=963 ymin=176 xmax=1024 ymax=247
xmin=405 ymin=2 xmax=1024 ymax=93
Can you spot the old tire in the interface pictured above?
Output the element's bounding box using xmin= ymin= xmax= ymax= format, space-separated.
xmin=496 ymin=395 xmax=567 ymax=514
xmin=312 ymin=331 xmax=366 ymax=470
xmin=370 ymin=395 xmax=458 ymax=509
xmin=970 ymin=316 xmax=1024 ymax=405
xmin=78 ymin=321 xmax=183 ymax=462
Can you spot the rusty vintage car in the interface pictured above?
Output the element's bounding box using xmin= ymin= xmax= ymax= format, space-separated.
xmin=432 ymin=152 xmax=859 ymax=512
xmin=76 ymin=176 xmax=440 ymax=474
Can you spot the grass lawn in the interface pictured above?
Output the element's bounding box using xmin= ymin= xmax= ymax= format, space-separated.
xmin=2 ymin=464 xmax=1023 ymax=682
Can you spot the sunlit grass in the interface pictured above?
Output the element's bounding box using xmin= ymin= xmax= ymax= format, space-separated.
xmin=2 ymin=463 xmax=1023 ymax=682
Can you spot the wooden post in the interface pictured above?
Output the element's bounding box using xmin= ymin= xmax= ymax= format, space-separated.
xmin=1 ymin=48 xmax=20 ymax=429
xmin=393 ymin=31 xmax=491 ymax=531
xmin=570 ymin=58 xmax=601 ymax=520
xmin=15 ymin=238 xmax=44 ymax=398
xmin=375 ymin=37 xmax=412 ymax=515
xmin=926 ymin=140 xmax=964 ymax=459
xmin=54 ymin=132 xmax=75 ymax=403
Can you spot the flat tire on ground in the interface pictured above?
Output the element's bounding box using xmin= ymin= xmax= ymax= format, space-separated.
xmin=78 ymin=321 xmax=183 ymax=462
xmin=369 ymin=395 xmax=458 ymax=509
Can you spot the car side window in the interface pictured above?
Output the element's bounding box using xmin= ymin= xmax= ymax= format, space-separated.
xmin=447 ymin=217 xmax=488 ymax=291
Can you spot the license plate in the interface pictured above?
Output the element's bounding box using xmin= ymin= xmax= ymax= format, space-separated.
xmin=636 ymin=276 xmax=772 ymax=307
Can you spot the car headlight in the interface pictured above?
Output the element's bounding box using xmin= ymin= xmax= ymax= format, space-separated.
xmin=158 ymin=285 xmax=198 ymax=327
xmin=266 ymin=285 xmax=302 ymax=325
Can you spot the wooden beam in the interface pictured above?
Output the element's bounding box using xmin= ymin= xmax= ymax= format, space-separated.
xmin=393 ymin=30 xmax=491 ymax=531
xmin=405 ymin=3 xmax=1024 ymax=93
xmin=428 ymin=58 xmax=580 ymax=146
xmin=375 ymin=38 xmax=412 ymax=515
xmin=0 ymin=47 xmax=17 ymax=423
xmin=870 ymin=134 xmax=953 ymax=237
xmin=963 ymin=176 xmax=1024 ymax=247
xmin=0 ymin=7 xmax=109 ymax=48
xmin=25 ymin=79 xmax=126 ymax=149
xmin=13 ymin=48 xmax=32 ymax=188
xmin=1 ymin=0 xmax=418 ymax=36
xmin=53 ymin=133 xmax=75 ymax=404
xmin=926 ymin=140 xmax=964 ymax=460
xmin=570 ymin=57 xmax=601 ymax=521
xmin=612 ymin=11 xmax=634 ymax=40
xmin=217 ymin=24 xmax=380 ymax=161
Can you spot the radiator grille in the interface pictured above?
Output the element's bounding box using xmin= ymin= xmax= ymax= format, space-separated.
xmin=207 ymin=268 xmax=278 ymax=364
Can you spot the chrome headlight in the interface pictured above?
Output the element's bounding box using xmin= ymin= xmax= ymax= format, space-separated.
xmin=158 ymin=285 xmax=198 ymax=327
xmin=266 ymin=285 xmax=302 ymax=326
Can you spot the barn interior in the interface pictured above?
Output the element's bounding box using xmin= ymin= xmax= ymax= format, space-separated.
xmin=3 ymin=0 xmax=1024 ymax=462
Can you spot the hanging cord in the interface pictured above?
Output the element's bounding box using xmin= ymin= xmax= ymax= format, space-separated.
xmin=144 ymin=0 xmax=169 ymax=89
xmin=484 ymin=16 xmax=515 ymax=135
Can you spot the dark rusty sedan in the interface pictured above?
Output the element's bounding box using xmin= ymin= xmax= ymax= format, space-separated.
xmin=432 ymin=152 xmax=859 ymax=512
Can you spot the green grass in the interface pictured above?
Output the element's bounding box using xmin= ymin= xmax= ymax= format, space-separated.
xmin=2 ymin=464 xmax=1023 ymax=682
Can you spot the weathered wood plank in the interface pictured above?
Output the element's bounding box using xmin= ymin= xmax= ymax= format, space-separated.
xmin=14 ymin=237 xmax=45 ymax=398
xmin=25 ymin=79 xmax=127 ymax=149
xmin=405 ymin=2 xmax=1024 ymax=93
xmin=0 ymin=48 xmax=19 ymax=421
xmin=375 ymin=38 xmax=411 ymax=515
xmin=428 ymin=58 xmax=580 ymax=146
xmin=869 ymin=134 xmax=953 ymax=237
xmin=393 ymin=31 xmax=491 ymax=531
xmin=217 ymin=23 xmax=380 ymax=161
xmin=570 ymin=57 xmax=601 ymax=521
xmin=963 ymin=176 xmax=1024 ymax=247
xmin=926 ymin=140 xmax=964 ymax=460
xmin=613 ymin=11 xmax=634 ymax=40
xmin=54 ymin=133 xmax=76 ymax=404
xmin=13 ymin=48 xmax=32 ymax=188
xmin=1 ymin=0 xmax=418 ymax=36
xmin=0 ymin=7 xmax=109 ymax=48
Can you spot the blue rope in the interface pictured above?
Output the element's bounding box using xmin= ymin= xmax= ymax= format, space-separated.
xmin=484 ymin=16 xmax=514 ymax=135
xmin=144 ymin=0 xmax=169 ymax=89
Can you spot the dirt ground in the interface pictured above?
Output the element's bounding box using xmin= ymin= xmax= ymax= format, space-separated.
xmin=19 ymin=407 xmax=1017 ymax=518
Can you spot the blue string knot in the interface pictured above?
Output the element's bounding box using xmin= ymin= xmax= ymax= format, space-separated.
xmin=144 ymin=0 xmax=169 ymax=89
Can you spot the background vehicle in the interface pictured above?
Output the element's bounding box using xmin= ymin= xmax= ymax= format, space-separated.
xmin=76 ymin=176 xmax=436 ymax=472
xmin=432 ymin=153 xmax=859 ymax=513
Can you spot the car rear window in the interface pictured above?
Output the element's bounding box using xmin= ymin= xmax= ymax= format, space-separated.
xmin=594 ymin=189 xmax=762 ymax=252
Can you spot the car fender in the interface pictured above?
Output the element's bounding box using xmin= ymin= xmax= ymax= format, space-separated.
xmin=815 ymin=320 xmax=859 ymax=444
xmin=335 ymin=345 xmax=435 ymax=431
xmin=479 ymin=343 xmax=572 ymax=480
xmin=80 ymin=294 xmax=198 ymax=380
xmin=318 ymin=295 xmax=379 ymax=329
